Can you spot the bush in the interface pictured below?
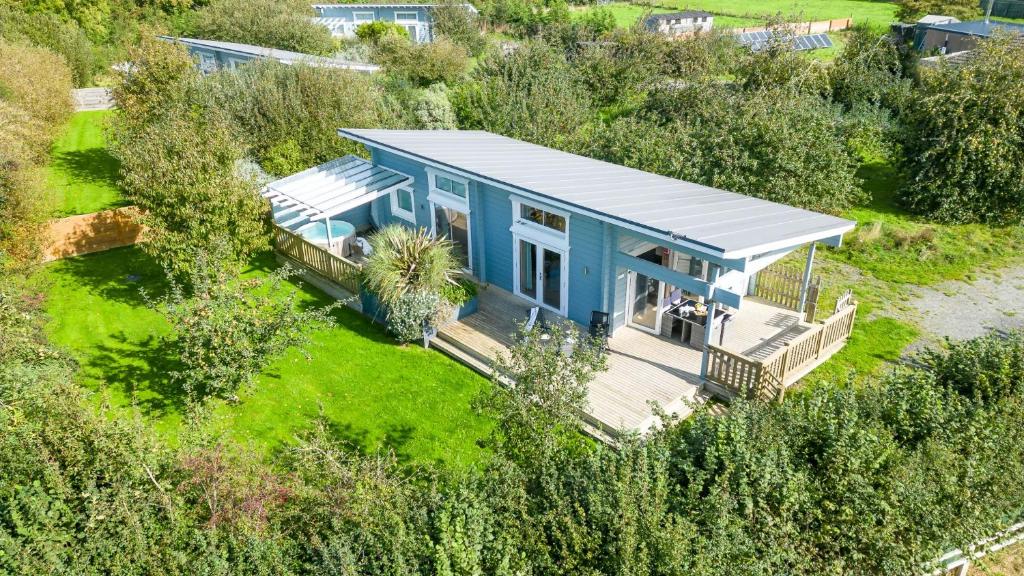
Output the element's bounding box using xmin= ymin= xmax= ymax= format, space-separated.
xmin=156 ymin=252 xmax=337 ymax=400
xmin=355 ymin=21 xmax=408 ymax=43
xmin=453 ymin=40 xmax=594 ymax=149
xmin=412 ymin=83 xmax=458 ymax=129
xmin=186 ymin=0 xmax=334 ymax=54
xmin=917 ymin=332 xmax=1024 ymax=404
xmin=829 ymin=26 xmax=912 ymax=112
xmin=432 ymin=0 xmax=486 ymax=56
xmin=439 ymin=276 xmax=477 ymax=306
xmin=362 ymin=225 xmax=461 ymax=308
xmin=0 ymin=5 xmax=97 ymax=86
xmin=0 ymin=41 xmax=74 ymax=145
xmin=374 ymin=35 xmax=469 ymax=87
xmin=207 ymin=60 xmax=384 ymax=170
xmin=591 ymin=86 xmax=864 ymax=215
xmin=386 ymin=290 xmax=444 ymax=342
xmin=898 ymin=34 xmax=1024 ymax=224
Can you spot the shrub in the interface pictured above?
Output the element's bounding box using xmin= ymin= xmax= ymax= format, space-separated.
xmin=898 ymin=34 xmax=1024 ymax=224
xmin=207 ymin=60 xmax=384 ymax=170
xmin=0 ymin=6 xmax=97 ymax=86
xmin=917 ymin=332 xmax=1024 ymax=404
xmin=829 ymin=26 xmax=912 ymax=112
xmin=439 ymin=276 xmax=477 ymax=306
xmin=386 ymin=290 xmax=444 ymax=342
xmin=156 ymin=252 xmax=337 ymax=401
xmin=432 ymin=0 xmax=486 ymax=56
xmin=186 ymin=0 xmax=334 ymax=55
xmin=361 ymin=225 xmax=461 ymax=308
xmin=374 ymin=35 xmax=469 ymax=87
xmin=0 ymin=40 xmax=74 ymax=145
xmin=412 ymin=83 xmax=458 ymax=129
xmin=355 ymin=21 xmax=409 ymax=43
xmin=453 ymin=40 xmax=594 ymax=149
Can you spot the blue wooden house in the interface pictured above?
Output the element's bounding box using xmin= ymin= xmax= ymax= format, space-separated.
xmin=264 ymin=129 xmax=859 ymax=434
xmin=159 ymin=36 xmax=379 ymax=74
xmin=312 ymin=3 xmax=478 ymax=43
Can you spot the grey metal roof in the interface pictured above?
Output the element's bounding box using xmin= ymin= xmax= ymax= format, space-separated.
xmin=340 ymin=129 xmax=854 ymax=258
xmin=924 ymin=19 xmax=1024 ymax=36
xmin=263 ymin=155 xmax=411 ymax=222
xmin=645 ymin=10 xmax=712 ymax=21
xmin=161 ymin=37 xmax=380 ymax=73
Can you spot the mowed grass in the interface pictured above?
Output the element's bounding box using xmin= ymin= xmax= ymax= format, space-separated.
xmin=47 ymin=110 xmax=126 ymax=216
xmin=38 ymin=246 xmax=493 ymax=468
xmin=574 ymin=3 xmax=759 ymax=28
xmin=657 ymin=0 xmax=899 ymax=27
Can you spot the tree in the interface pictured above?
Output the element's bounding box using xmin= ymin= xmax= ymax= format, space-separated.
xmin=374 ymin=35 xmax=470 ymax=87
xmin=829 ymin=26 xmax=912 ymax=112
xmin=412 ymin=84 xmax=458 ymax=129
xmin=453 ymin=40 xmax=595 ymax=149
xmin=476 ymin=321 xmax=606 ymax=465
xmin=0 ymin=5 xmax=97 ymax=86
xmin=355 ymin=21 xmax=409 ymax=43
xmin=898 ymin=34 xmax=1024 ymax=224
xmin=156 ymin=251 xmax=337 ymax=401
xmin=895 ymin=0 xmax=981 ymax=22
xmin=432 ymin=0 xmax=486 ymax=56
xmin=186 ymin=0 xmax=334 ymax=55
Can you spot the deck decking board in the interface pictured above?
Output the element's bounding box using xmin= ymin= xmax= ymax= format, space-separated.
xmin=438 ymin=286 xmax=815 ymax=434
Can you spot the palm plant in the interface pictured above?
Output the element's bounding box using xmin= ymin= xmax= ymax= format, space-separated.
xmin=360 ymin=225 xmax=460 ymax=307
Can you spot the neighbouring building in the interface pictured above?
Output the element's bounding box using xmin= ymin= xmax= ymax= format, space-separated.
xmin=643 ymin=10 xmax=713 ymax=37
xmin=159 ymin=36 xmax=379 ymax=74
xmin=914 ymin=19 xmax=1024 ymax=54
xmin=263 ymin=129 xmax=860 ymax=435
xmin=312 ymin=3 xmax=478 ymax=43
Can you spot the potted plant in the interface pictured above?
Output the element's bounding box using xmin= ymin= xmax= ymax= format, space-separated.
xmin=359 ymin=225 xmax=466 ymax=342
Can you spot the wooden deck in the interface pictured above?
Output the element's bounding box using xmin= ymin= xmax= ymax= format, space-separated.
xmin=436 ymin=284 xmax=816 ymax=435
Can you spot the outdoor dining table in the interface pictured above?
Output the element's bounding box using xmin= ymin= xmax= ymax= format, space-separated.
xmin=664 ymin=299 xmax=732 ymax=349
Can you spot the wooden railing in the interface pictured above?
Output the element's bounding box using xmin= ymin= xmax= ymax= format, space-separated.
xmin=272 ymin=224 xmax=362 ymax=293
xmin=753 ymin=266 xmax=821 ymax=322
xmin=706 ymin=302 xmax=857 ymax=402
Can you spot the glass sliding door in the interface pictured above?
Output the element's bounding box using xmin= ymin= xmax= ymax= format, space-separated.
xmin=518 ymin=240 xmax=537 ymax=299
xmin=542 ymin=248 xmax=561 ymax=311
xmin=434 ymin=205 xmax=470 ymax=270
xmin=628 ymin=271 xmax=662 ymax=334
xmin=514 ymin=237 xmax=566 ymax=315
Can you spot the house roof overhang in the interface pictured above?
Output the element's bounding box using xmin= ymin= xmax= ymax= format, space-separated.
xmin=262 ymin=155 xmax=411 ymax=222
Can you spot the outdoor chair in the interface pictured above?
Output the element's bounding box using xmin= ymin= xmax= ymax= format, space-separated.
xmin=589 ymin=310 xmax=610 ymax=351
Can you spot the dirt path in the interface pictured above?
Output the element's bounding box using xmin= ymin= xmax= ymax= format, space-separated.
xmin=906 ymin=264 xmax=1024 ymax=353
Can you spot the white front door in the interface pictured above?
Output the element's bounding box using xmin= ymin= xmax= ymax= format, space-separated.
xmin=626 ymin=271 xmax=663 ymax=334
xmin=514 ymin=237 xmax=567 ymax=316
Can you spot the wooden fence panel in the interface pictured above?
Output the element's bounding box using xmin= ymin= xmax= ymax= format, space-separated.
xmin=272 ymin=224 xmax=362 ymax=293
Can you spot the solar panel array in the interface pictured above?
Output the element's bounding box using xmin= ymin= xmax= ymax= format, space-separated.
xmin=735 ymin=31 xmax=833 ymax=52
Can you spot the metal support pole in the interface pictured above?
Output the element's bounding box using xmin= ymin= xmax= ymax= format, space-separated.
xmin=699 ymin=264 xmax=721 ymax=379
xmin=325 ymin=217 xmax=334 ymax=251
xmin=797 ymin=243 xmax=816 ymax=315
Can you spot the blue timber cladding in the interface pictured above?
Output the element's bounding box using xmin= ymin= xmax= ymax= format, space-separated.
xmin=368 ymin=145 xmax=609 ymax=327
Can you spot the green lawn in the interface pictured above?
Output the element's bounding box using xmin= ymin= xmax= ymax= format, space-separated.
xmin=574 ymin=3 xmax=759 ymax=28
xmin=38 ymin=246 xmax=493 ymax=468
xmin=47 ymin=110 xmax=127 ymax=217
xmin=654 ymin=0 xmax=899 ymax=28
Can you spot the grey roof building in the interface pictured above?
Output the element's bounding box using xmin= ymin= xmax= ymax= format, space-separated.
xmin=159 ymin=36 xmax=379 ymax=74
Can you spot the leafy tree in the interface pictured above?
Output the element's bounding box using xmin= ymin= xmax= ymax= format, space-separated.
xmin=0 ymin=5 xmax=97 ymax=86
xmin=898 ymin=34 xmax=1024 ymax=224
xmin=207 ymin=60 xmax=384 ymax=170
xmin=155 ymin=251 xmax=337 ymax=401
xmin=185 ymin=0 xmax=334 ymax=55
xmin=432 ymin=0 xmax=486 ymax=56
xmin=571 ymin=28 xmax=667 ymax=110
xmin=453 ymin=40 xmax=594 ymax=148
xmin=19 ymin=0 xmax=112 ymax=40
xmin=895 ymin=0 xmax=981 ymax=21
xmin=593 ymin=86 xmax=865 ymax=215
xmin=476 ymin=320 xmax=606 ymax=465
xmin=374 ymin=35 xmax=470 ymax=87
xmin=733 ymin=22 xmax=828 ymax=94
xmin=829 ymin=26 xmax=913 ymax=112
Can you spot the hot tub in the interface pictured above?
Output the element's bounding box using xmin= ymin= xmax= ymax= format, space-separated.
xmin=297 ymin=219 xmax=355 ymax=245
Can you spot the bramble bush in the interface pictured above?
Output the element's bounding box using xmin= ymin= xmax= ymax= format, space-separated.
xmin=185 ymin=0 xmax=334 ymax=55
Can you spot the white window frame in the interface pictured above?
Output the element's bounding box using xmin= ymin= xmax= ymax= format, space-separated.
xmin=426 ymin=168 xmax=472 ymax=273
xmin=394 ymin=11 xmax=419 ymax=21
xmin=512 ymin=233 xmax=569 ymax=317
xmin=509 ymin=196 xmax=570 ymax=251
xmin=390 ymin=186 xmax=416 ymax=224
xmin=352 ymin=11 xmax=375 ymax=23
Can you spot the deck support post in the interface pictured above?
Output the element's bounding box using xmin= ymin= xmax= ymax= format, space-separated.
xmin=797 ymin=242 xmax=816 ymax=315
xmin=699 ymin=264 xmax=721 ymax=379
xmin=326 ymin=217 xmax=334 ymax=252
